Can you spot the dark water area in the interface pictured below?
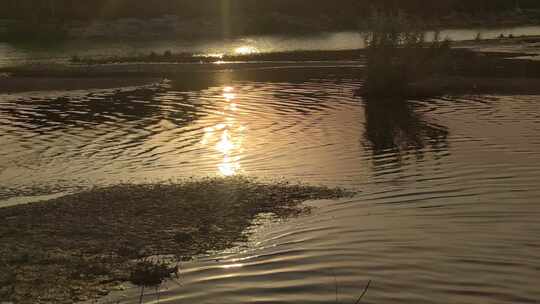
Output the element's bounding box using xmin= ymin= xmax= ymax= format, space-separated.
xmin=1 ymin=66 xmax=540 ymax=303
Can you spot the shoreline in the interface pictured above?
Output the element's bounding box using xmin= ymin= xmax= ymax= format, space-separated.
xmin=2 ymin=36 xmax=540 ymax=95
xmin=0 ymin=177 xmax=351 ymax=303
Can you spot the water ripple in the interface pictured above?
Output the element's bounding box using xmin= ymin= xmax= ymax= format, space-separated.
xmin=2 ymin=67 xmax=540 ymax=304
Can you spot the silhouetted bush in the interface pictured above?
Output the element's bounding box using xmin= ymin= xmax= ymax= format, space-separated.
xmin=129 ymin=259 xmax=178 ymax=288
xmin=362 ymin=9 xmax=452 ymax=97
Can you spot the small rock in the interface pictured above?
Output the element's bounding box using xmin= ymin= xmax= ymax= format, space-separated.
xmin=174 ymin=231 xmax=194 ymax=243
xmin=110 ymin=284 xmax=127 ymax=291
xmin=74 ymin=295 xmax=88 ymax=301
xmin=97 ymin=289 xmax=109 ymax=296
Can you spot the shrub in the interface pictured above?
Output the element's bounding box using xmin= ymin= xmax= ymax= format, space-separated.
xmin=362 ymin=9 xmax=452 ymax=97
xmin=129 ymin=259 xmax=178 ymax=288
xmin=129 ymin=258 xmax=179 ymax=304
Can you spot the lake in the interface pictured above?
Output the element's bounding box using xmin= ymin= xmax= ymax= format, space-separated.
xmin=1 ymin=65 xmax=540 ymax=303
xmin=2 ymin=25 xmax=540 ymax=67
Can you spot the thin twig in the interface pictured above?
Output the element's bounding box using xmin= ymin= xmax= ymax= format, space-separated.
xmin=353 ymin=280 xmax=371 ymax=304
xmin=332 ymin=270 xmax=339 ymax=304
xmin=172 ymin=261 xmax=183 ymax=287
xmin=138 ymin=285 xmax=145 ymax=304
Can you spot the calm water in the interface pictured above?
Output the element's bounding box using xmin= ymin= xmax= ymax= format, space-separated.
xmin=2 ymin=25 xmax=540 ymax=67
xmin=2 ymin=66 xmax=540 ymax=303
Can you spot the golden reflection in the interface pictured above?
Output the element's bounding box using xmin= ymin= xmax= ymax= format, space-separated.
xmin=216 ymin=130 xmax=234 ymax=154
xmin=200 ymin=86 xmax=246 ymax=176
xmin=220 ymin=263 xmax=244 ymax=269
xmin=223 ymin=92 xmax=236 ymax=100
xmin=219 ymin=156 xmax=241 ymax=176
xmin=223 ymin=86 xmax=237 ymax=103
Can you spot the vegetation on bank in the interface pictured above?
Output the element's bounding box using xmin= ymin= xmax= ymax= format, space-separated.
xmin=65 ymin=34 xmax=540 ymax=67
xmin=0 ymin=177 xmax=351 ymax=303
xmin=3 ymin=37 xmax=540 ymax=95
xmin=2 ymin=33 xmax=540 ymax=95
xmin=70 ymin=49 xmax=364 ymax=65
xmin=360 ymin=10 xmax=540 ymax=97
xmin=361 ymin=10 xmax=453 ymax=97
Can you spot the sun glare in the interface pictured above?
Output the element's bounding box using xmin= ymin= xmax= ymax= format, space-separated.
xmin=199 ymin=86 xmax=247 ymax=177
xmin=234 ymin=46 xmax=259 ymax=55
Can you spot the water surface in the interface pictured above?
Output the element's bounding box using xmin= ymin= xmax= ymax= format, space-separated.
xmin=1 ymin=66 xmax=540 ymax=303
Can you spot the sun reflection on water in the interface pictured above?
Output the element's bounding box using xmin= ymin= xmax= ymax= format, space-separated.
xmin=201 ymin=86 xmax=246 ymax=176
xmin=220 ymin=263 xmax=244 ymax=269
xmin=223 ymin=92 xmax=236 ymax=101
xmin=216 ymin=130 xmax=234 ymax=154
xmin=218 ymin=155 xmax=241 ymax=177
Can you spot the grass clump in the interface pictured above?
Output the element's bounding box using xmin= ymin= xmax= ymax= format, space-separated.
xmin=129 ymin=259 xmax=178 ymax=288
xmin=129 ymin=258 xmax=179 ymax=304
xmin=362 ymin=9 xmax=452 ymax=97
xmin=0 ymin=176 xmax=351 ymax=303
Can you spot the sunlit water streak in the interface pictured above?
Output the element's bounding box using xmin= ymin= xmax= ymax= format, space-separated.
xmin=2 ymin=66 xmax=540 ymax=303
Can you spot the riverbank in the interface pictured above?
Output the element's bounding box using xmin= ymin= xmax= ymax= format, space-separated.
xmin=0 ymin=177 xmax=350 ymax=303
xmin=62 ymin=36 xmax=540 ymax=65
xmin=2 ymin=36 xmax=540 ymax=95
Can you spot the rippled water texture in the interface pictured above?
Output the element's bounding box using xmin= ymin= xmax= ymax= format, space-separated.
xmin=2 ymin=66 xmax=540 ymax=303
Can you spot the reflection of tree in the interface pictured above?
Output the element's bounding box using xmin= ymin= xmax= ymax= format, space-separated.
xmin=363 ymin=98 xmax=449 ymax=164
